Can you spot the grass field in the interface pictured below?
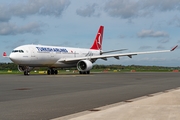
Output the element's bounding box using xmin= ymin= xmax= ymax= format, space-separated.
xmin=1 ymin=63 xmax=179 ymax=75
xmin=0 ymin=68 xmax=178 ymax=75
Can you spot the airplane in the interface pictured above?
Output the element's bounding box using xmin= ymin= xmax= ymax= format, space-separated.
xmin=3 ymin=26 xmax=178 ymax=75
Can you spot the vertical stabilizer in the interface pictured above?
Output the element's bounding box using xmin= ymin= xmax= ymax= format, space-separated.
xmin=90 ymin=26 xmax=104 ymax=50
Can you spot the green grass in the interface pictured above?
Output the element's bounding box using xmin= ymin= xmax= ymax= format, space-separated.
xmin=0 ymin=68 xmax=177 ymax=75
xmin=0 ymin=70 xmax=21 ymax=74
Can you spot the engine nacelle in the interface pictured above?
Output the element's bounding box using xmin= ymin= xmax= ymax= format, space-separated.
xmin=77 ymin=60 xmax=93 ymax=72
xmin=18 ymin=65 xmax=34 ymax=72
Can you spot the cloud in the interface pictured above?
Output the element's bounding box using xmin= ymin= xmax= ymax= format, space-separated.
xmin=5 ymin=39 xmax=26 ymax=49
xmin=76 ymin=3 xmax=100 ymax=17
xmin=104 ymin=0 xmax=139 ymax=18
xmin=141 ymin=0 xmax=180 ymax=11
xmin=169 ymin=16 xmax=180 ymax=27
xmin=104 ymin=0 xmax=180 ymax=19
xmin=137 ymin=30 xmax=169 ymax=38
xmin=0 ymin=22 xmax=44 ymax=35
xmin=5 ymin=39 xmax=41 ymax=49
xmin=0 ymin=0 xmax=71 ymax=22
xmin=0 ymin=5 xmax=11 ymax=22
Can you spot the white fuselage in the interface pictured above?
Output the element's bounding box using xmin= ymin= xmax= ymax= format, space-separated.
xmin=9 ymin=44 xmax=100 ymax=68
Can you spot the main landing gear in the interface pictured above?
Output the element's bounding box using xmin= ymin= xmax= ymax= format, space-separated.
xmin=47 ymin=69 xmax=58 ymax=75
xmin=24 ymin=70 xmax=30 ymax=75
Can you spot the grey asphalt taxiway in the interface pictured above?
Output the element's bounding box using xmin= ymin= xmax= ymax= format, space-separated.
xmin=1 ymin=72 xmax=180 ymax=120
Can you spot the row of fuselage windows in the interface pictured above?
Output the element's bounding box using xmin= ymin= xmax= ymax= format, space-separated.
xmin=12 ymin=50 xmax=24 ymax=53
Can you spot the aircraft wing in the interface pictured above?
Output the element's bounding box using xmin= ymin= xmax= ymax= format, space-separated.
xmin=100 ymin=49 xmax=127 ymax=55
xmin=58 ymin=45 xmax=178 ymax=63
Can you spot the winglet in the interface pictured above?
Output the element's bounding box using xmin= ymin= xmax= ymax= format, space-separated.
xmin=171 ymin=45 xmax=178 ymax=51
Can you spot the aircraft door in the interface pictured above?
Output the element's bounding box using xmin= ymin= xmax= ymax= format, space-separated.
xmin=74 ymin=51 xmax=76 ymax=58
xmin=29 ymin=47 xmax=38 ymax=60
xmin=50 ymin=52 xmax=54 ymax=57
xmin=50 ymin=51 xmax=56 ymax=62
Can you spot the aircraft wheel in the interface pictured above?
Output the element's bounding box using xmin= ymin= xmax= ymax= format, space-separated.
xmin=55 ymin=70 xmax=58 ymax=75
xmin=47 ymin=70 xmax=51 ymax=75
xmin=24 ymin=70 xmax=29 ymax=76
xmin=51 ymin=70 xmax=55 ymax=75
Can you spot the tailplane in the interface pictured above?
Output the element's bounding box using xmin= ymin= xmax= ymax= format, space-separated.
xmin=3 ymin=52 xmax=7 ymax=57
xmin=90 ymin=26 xmax=104 ymax=50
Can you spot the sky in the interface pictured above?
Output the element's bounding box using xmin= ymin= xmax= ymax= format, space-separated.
xmin=0 ymin=0 xmax=180 ymax=67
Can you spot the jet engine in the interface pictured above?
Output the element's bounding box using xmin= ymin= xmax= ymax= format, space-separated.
xmin=77 ymin=60 xmax=93 ymax=72
xmin=18 ymin=65 xmax=34 ymax=72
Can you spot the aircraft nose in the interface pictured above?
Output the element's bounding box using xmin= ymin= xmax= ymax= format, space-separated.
xmin=9 ymin=53 xmax=20 ymax=63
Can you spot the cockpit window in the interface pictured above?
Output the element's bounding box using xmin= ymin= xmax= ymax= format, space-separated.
xmin=19 ymin=50 xmax=24 ymax=53
xmin=12 ymin=50 xmax=24 ymax=53
xmin=12 ymin=50 xmax=18 ymax=53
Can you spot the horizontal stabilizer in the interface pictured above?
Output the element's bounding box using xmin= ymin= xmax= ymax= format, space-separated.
xmin=3 ymin=52 xmax=9 ymax=57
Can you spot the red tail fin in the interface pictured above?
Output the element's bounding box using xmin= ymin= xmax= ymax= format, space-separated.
xmin=90 ymin=26 xmax=104 ymax=50
xmin=3 ymin=52 xmax=7 ymax=57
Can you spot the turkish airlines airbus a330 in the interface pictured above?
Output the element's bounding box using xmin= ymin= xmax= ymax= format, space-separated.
xmin=3 ymin=26 xmax=178 ymax=75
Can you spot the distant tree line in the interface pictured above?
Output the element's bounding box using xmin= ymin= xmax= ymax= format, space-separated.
xmin=0 ymin=63 xmax=17 ymax=70
xmin=93 ymin=64 xmax=179 ymax=70
xmin=0 ymin=63 xmax=179 ymax=71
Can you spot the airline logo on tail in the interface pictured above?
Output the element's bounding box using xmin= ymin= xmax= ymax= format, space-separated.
xmin=90 ymin=26 xmax=104 ymax=50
